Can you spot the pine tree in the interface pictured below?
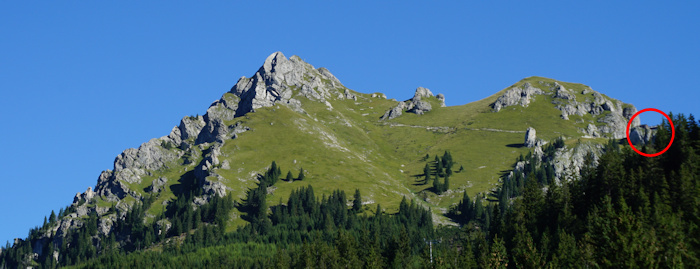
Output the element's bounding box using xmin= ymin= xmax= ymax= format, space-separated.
xmin=458 ymin=192 xmax=473 ymax=224
xmin=437 ymin=160 xmax=445 ymax=177
xmin=443 ymin=175 xmax=450 ymax=193
xmin=483 ymin=235 xmax=508 ymax=269
xmin=49 ymin=210 xmax=56 ymax=223
xmin=353 ymin=189 xmax=362 ymax=213
xmin=551 ymin=230 xmax=579 ymax=268
xmin=297 ymin=168 xmax=305 ymax=181
xmin=512 ymin=223 xmax=542 ymax=269
xmin=374 ymin=204 xmax=382 ymax=218
xmin=433 ymin=177 xmax=443 ymax=194
xmin=285 ymin=171 xmax=294 ymax=182
xmin=473 ymin=195 xmax=484 ymax=221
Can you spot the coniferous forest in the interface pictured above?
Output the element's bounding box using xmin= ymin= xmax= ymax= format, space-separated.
xmin=2 ymin=114 xmax=699 ymax=268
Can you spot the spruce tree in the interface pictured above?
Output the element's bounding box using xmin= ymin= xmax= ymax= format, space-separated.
xmin=49 ymin=210 xmax=56 ymax=223
xmin=352 ymin=189 xmax=362 ymax=213
xmin=424 ymin=163 xmax=432 ymax=184
xmin=297 ymin=168 xmax=305 ymax=181
xmin=473 ymin=195 xmax=484 ymax=221
xmin=443 ymin=175 xmax=450 ymax=193
xmin=433 ymin=177 xmax=443 ymax=194
xmin=436 ymin=160 xmax=444 ymax=177
xmin=286 ymin=171 xmax=294 ymax=182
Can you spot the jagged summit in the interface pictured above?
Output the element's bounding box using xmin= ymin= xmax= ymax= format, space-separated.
xmin=229 ymin=51 xmax=346 ymax=116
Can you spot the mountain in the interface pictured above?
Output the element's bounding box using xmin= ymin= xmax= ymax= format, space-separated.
xmin=2 ymin=52 xmax=651 ymax=267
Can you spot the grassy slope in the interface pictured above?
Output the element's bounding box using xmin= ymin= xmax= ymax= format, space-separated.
xmin=88 ymin=76 xmax=620 ymax=228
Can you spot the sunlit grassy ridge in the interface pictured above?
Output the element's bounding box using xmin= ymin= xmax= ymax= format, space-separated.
xmin=88 ymin=76 xmax=622 ymax=227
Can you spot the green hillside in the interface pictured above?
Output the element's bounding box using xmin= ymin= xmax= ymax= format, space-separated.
xmin=0 ymin=53 xmax=650 ymax=268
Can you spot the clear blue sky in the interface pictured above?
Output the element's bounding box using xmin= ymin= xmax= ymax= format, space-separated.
xmin=1 ymin=2 xmax=698 ymax=244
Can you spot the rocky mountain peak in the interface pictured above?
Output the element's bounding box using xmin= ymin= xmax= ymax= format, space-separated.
xmin=229 ymin=52 xmax=346 ymax=116
xmin=261 ymin=51 xmax=288 ymax=75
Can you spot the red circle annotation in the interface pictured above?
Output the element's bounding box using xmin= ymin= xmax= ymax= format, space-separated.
xmin=626 ymin=108 xmax=674 ymax=157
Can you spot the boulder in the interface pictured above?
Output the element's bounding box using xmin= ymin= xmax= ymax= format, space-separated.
xmin=553 ymin=83 xmax=575 ymax=100
xmin=414 ymin=87 xmax=434 ymax=99
xmin=408 ymin=99 xmax=432 ymax=115
xmin=344 ymin=89 xmax=356 ymax=100
xmin=380 ymin=102 xmax=406 ymax=120
xmin=146 ymin=177 xmax=168 ymax=193
xmin=524 ymin=127 xmax=537 ymax=148
xmin=380 ymin=87 xmax=439 ymax=120
xmin=436 ymin=93 xmax=446 ymax=107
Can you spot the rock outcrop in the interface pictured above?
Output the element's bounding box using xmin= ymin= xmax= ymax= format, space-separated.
xmin=524 ymin=127 xmax=538 ymax=148
xmin=551 ymin=142 xmax=603 ymax=182
xmin=380 ymin=102 xmax=405 ymax=120
xmin=229 ymin=52 xmax=347 ymax=116
xmin=629 ymin=124 xmax=656 ymax=145
xmin=507 ymin=140 xmax=604 ymax=185
xmin=436 ymin=93 xmax=446 ymax=107
xmin=380 ymin=87 xmax=444 ymax=120
xmin=492 ymin=79 xmax=640 ymax=139
xmin=492 ymin=82 xmax=545 ymax=112
xmin=146 ymin=177 xmax=168 ymax=193
xmin=179 ymin=115 xmax=206 ymax=141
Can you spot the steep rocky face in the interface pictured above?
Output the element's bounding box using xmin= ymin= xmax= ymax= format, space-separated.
xmin=492 ymin=80 xmax=640 ymax=139
xmin=506 ymin=141 xmax=604 ymax=186
xmin=229 ymin=52 xmax=346 ymax=116
xmin=61 ymin=52 xmax=350 ymax=244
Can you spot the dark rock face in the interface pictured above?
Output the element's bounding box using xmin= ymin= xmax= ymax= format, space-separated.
xmin=629 ymin=124 xmax=656 ymax=145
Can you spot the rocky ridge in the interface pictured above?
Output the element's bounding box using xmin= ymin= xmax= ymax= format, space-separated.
xmin=492 ymin=80 xmax=641 ymax=139
xmin=42 ymin=52 xmax=356 ymax=249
